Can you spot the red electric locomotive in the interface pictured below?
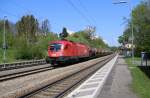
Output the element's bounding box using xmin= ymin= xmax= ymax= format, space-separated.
xmin=46 ymin=40 xmax=90 ymax=65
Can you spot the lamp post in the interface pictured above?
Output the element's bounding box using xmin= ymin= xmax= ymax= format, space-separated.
xmin=113 ymin=0 xmax=134 ymax=64
xmin=3 ymin=16 xmax=7 ymax=67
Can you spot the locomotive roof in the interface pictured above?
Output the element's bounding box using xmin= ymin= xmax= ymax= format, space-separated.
xmin=50 ymin=39 xmax=87 ymax=45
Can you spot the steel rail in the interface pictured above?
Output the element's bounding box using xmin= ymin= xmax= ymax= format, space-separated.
xmin=0 ymin=66 xmax=53 ymax=82
xmin=0 ymin=59 xmax=46 ymax=71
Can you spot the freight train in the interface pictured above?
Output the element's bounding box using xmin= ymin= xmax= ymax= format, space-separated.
xmin=46 ymin=39 xmax=111 ymax=65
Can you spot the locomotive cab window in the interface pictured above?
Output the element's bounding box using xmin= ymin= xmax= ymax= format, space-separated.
xmin=50 ymin=43 xmax=62 ymax=52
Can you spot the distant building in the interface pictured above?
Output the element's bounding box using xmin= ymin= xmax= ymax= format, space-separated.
xmin=125 ymin=43 xmax=135 ymax=49
xmin=125 ymin=43 xmax=132 ymax=49
xmin=122 ymin=43 xmax=135 ymax=57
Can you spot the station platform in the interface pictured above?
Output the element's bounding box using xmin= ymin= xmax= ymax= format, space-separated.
xmin=66 ymin=55 xmax=138 ymax=98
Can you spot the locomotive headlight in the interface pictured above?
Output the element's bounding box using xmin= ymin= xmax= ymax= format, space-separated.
xmin=60 ymin=53 xmax=63 ymax=56
xmin=51 ymin=54 xmax=56 ymax=56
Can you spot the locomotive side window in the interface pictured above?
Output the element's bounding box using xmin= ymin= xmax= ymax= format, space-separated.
xmin=50 ymin=43 xmax=62 ymax=52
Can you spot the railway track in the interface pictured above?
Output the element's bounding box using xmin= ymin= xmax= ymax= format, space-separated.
xmin=0 ymin=65 xmax=53 ymax=81
xmin=0 ymin=59 xmax=52 ymax=82
xmin=0 ymin=57 xmax=100 ymax=82
xmin=0 ymin=59 xmax=46 ymax=71
xmin=0 ymin=55 xmax=109 ymax=82
xmin=22 ymin=54 xmax=115 ymax=98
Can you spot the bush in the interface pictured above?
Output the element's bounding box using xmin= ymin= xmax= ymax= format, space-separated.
xmin=15 ymin=43 xmax=45 ymax=60
xmin=14 ymin=33 xmax=58 ymax=60
xmin=15 ymin=42 xmax=32 ymax=59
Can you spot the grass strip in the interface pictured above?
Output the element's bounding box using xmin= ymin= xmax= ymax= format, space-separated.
xmin=125 ymin=57 xmax=150 ymax=98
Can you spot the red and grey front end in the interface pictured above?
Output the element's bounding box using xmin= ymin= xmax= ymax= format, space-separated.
xmin=46 ymin=42 xmax=66 ymax=64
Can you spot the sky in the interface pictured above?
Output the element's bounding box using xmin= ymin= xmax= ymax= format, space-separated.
xmin=0 ymin=0 xmax=141 ymax=46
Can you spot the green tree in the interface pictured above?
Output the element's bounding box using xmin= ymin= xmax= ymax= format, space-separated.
xmin=16 ymin=15 xmax=39 ymax=44
xmin=118 ymin=1 xmax=150 ymax=56
xmin=67 ymin=30 xmax=108 ymax=48
xmin=59 ymin=27 xmax=69 ymax=39
xmin=41 ymin=19 xmax=50 ymax=36
xmin=132 ymin=1 xmax=150 ymax=53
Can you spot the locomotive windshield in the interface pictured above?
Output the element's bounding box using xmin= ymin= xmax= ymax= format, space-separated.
xmin=50 ymin=43 xmax=62 ymax=52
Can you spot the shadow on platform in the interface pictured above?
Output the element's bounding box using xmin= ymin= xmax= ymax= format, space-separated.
xmin=138 ymin=66 xmax=150 ymax=79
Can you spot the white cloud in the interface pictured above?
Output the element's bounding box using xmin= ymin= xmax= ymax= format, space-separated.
xmin=103 ymin=39 xmax=109 ymax=45
xmin=67 ymin=29 xmax=74 ymax=35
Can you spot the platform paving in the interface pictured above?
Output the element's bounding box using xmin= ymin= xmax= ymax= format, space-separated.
xmin=98 ymin=55 xmax=138 ymax=98
xmin=66 ymin=55 xmax=118 ymax=98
